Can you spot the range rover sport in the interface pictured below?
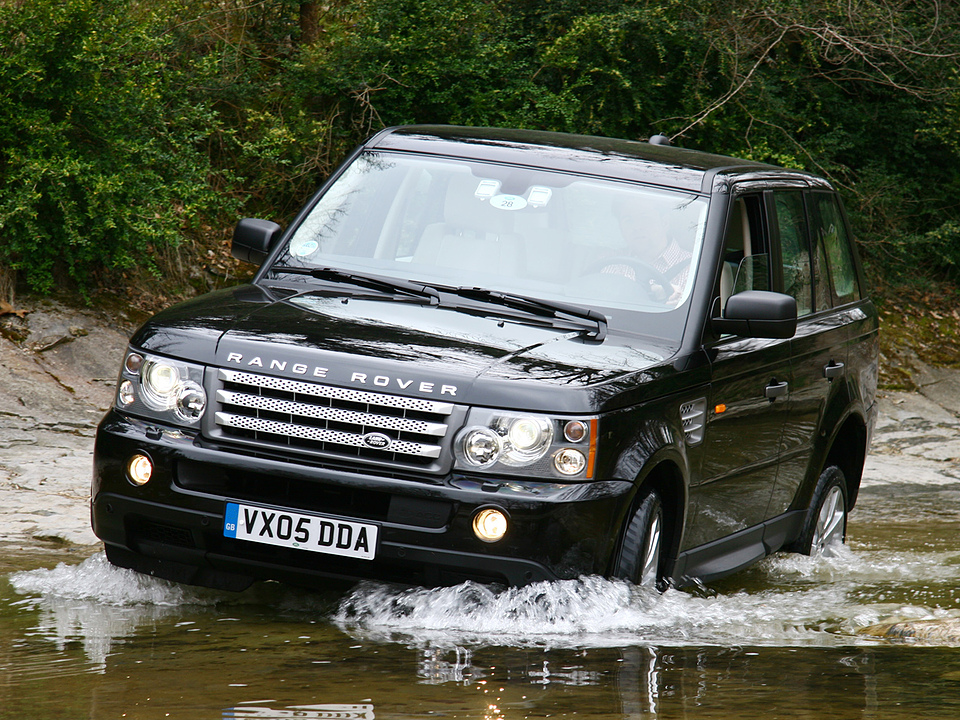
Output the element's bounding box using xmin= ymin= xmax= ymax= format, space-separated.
xmin=91 ymin=126 xmax=879 ymax=591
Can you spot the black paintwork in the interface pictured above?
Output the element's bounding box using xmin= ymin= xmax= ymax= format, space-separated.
xmin=92 ymin=126 xmax=879 ymax=591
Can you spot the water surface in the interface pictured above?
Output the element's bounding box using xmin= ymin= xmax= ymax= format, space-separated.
xmin=3 ymin=479 xmax=960 ymax=719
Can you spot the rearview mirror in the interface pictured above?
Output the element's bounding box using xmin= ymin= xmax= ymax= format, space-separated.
xmin=711 ymin=290 xmax=797 ymax=339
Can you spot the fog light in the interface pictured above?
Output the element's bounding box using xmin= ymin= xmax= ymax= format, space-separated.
xmin=127 ymin=453 xmax=153 ymax=486
xmin=473 ymin=508 xmax=508 ymax=543
xmin=554 ymin=448 xmax=587 ymax=475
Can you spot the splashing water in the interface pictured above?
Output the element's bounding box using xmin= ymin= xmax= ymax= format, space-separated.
xmin=8 ymin=543 xmax=960 ymax=659
xmin=9 ymin=552 xmax=209 ymax=607
xmin=333 ymin=544 xmax=960 ymax=649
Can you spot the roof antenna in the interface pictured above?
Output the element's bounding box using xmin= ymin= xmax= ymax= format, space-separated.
xmin=649 ymin=134 xmax=672 ymax=146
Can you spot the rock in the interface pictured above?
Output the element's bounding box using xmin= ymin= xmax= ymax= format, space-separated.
xmin=860 ymin=618 xmax=960 ymax=645
xmin=915 ymin=363 xmax=960 ymax=418
xmin=0 ymin=297 xmax=133 ymax=549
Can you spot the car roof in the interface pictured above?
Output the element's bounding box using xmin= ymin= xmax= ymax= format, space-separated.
xmin=367 ymin=125 xmax=827 ymax=194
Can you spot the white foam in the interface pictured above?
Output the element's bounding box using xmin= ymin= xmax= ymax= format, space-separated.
xmin=334 ymin=545 xmax=960 ymax=649
xmin=8 ymin=546 xmax=960 ymax=657
xmin=9 ymin=552 xmax=207 ymax=607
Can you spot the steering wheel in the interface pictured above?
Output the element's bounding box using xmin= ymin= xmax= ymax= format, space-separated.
xmin=581 ymin=256 xmax=672 ymax=301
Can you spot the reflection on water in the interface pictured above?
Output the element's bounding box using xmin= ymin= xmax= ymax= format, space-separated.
xmin=224 ymin=704 xmax=375 ymax=719
xmin=10 ymin=543 xmax=960 ymax=668
xmin=4 ymin=523 xmax=960 ymax=718
xmin=8 ymin=553 xmax=217 ymax=668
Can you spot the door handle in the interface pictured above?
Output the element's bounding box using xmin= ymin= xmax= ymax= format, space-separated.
xmin=765 ymin=379 xmax=789 ymax=400
xmin=823 ymin=361 xmax=845 ymax=380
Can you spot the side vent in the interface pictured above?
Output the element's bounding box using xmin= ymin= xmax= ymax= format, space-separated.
xmin=680 ymin=399 xmax=707 ymax=445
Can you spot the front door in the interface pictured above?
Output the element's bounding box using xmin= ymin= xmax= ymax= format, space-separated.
xmin=685 ymin=194 xmax=789 ymax=550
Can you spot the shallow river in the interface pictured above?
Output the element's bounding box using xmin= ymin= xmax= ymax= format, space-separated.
xmin=3 ymin=469 xmax=960 ymax=719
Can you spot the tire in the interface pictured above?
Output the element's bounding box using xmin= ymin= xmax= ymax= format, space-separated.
xmin=794 ymin=465 xmax=848 ymax=556
xmin=613 ymin=489 xmax=665 ymax=590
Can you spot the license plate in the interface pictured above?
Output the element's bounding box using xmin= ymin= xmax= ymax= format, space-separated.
xmin=223 ymin=502 xmax=378 ymax=560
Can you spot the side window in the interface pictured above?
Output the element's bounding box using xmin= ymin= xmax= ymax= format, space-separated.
xmin=719 ymin=195 xmax=770 ymax=307
xmin=810 ymin=192 xmax=861 ymax=305
xmin=772 ymin=191 xmax=813 ymax=316
xmin=813 ymin=231 xmax=833 ymax=311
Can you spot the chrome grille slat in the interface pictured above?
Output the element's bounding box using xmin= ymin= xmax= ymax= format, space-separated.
xmin=216 ymin=389 xmax=448 ymax=437
xmin=215 ymin=412 xmax=443 ymax=459
xmin=218 ymin=369 xmax=454 ymax=415
xmin=212 ymin=368 xmax=456 ymax=468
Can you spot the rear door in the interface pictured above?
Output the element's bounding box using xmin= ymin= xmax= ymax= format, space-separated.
xmin=765 ymin=190 xmax=856 ymax=519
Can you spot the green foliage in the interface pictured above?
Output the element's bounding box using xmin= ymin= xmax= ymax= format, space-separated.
xmin=2 ymin=0 xmax=959 ymax=296
xmin=0 ymin=0 xmax=232 ymax=294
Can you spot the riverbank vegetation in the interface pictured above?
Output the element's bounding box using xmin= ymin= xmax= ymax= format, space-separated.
xmin=1 ymin=0 xmax=958 ymax=314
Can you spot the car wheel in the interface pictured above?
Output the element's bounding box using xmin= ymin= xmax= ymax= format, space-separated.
xmin=613 ymin=489 xmax=665 ymax=589
xmin=795 ymin=465 xmax=848 ymax=556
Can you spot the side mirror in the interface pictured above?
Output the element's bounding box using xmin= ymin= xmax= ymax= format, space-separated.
xmin=231 ymin=218 xmax=283 ymax=265
xmin=711 ymin=290 xmax=797 ymax=339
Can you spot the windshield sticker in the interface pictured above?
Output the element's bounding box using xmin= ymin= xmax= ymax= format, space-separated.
xmin=528 ymin=186 xmax=553 ymax=207
xmin=489 ymin=194 xmax=528 ymax=211
xmin=290 ymin=238 xmax=320 ymax=257
xmin=474 ymin=179 xmax=501 ymax=199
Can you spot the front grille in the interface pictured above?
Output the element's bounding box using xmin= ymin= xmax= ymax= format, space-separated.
xmin=133 ymin=519 xmax=196 ymax=549
xmin=210 ymin=369 xmax=460 ymax=470
xmin=175 ymin=460 xmax=454 ymax=528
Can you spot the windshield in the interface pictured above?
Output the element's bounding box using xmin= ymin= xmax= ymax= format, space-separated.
xmin=273 ymin=151 xmax=709 ymax=339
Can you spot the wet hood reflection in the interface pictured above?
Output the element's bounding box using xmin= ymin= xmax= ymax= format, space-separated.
xmin=131 ymin=285 xmax=675 ymax=412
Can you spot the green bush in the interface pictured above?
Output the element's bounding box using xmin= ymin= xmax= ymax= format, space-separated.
xmin=0 ymin=0 xmax=231 ymax=295
xmin=1 ymin=0 xmax=959 ymax=296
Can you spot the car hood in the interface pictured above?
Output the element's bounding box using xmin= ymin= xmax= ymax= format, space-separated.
xmin=130 ymin=284 xmax=683 ymax=412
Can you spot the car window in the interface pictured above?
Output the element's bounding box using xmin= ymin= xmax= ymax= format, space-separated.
xmin=719 ymin=195 xmax=770 ymax=307
xmin=813 ymin=225 xmax=833 ymax=311
xmin=772 ymin=191 xmax=813 ymax=316
xmin=278 ymin=151 xmax=710 ymax=329
xmin=810 ymin=192 xmax=861 ymax=305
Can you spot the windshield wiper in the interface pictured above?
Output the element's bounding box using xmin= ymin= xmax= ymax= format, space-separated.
xmin=271 ymin=266 xmax=440 ymax=305
xmin=453 ymin=287 xmax=608 ymax=342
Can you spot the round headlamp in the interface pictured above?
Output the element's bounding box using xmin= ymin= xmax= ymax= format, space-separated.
xmin=499 ymin=415 xmax=552 ymax=465
xmin=554 ymin=448 xmax=587 ymax=476
xmin=458 ymin=427 xmax=502 ymax=467
xmin=118 ymin=379 xmax=135 ymax=406
xmin=140 ymin=359 xmax=181 ymax=410
xmin=175 ymin=381 xmax=207 ymax=422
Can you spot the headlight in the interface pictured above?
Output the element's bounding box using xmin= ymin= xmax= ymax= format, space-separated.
xmin=115 ymin=349 xmax=207 ymax=428
xmin=458 ymin=427 xmax=502 ymax=467
xmin=454 ymin=410 xmax=597 ymax=479
xmin=140 ymin=359 xmax=181 ymax=410
xmin=501 ymin=415 xmax=552 ymax=465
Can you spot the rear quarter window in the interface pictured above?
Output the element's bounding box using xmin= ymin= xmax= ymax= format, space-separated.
xmin=811 ymin=193 xmax=861 ymax=305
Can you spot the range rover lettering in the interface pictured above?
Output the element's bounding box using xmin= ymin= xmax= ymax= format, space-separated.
xmin=92 ymin=126 xmax=879 ymax=591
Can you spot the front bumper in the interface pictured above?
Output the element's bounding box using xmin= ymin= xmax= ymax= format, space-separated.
xmin=92 ymin=411 xmax=633 ymax=590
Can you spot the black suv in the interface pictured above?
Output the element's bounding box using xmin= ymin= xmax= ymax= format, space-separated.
xmin=92 ymin=126 xmax=878 ymax=591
